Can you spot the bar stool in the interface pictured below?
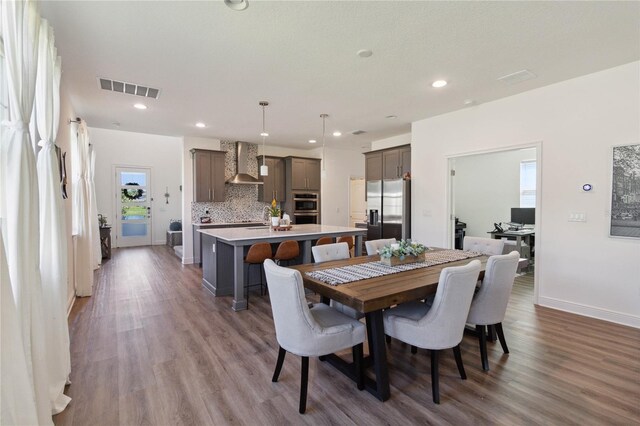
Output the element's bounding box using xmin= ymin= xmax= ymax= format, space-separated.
xmin=244 ymin=242 xmax=273 ymax=304
xmin=336 ymin=236 xmax=354 ymax=256
xmin=274 ymin=240 xmax=299 ymax=266
xmin=315 ymin=236 xmax=334 ymax=246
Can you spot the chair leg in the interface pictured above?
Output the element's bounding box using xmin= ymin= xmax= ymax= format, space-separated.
xmin=411 ymin=345 xmax=417 ymax=354
xmin=353 ymin=343 xmax=364 ymax=390
xmin=452 ymin=344 xmax=467 ymax=380
xmin=430 ymin=349 xmax=440 ymax=404
xmin=495 ymin=322 xmax=509 ymax=354
xmin=487 ymin=324 xmax=497 ymax=342
xmin=477 ymin=324 xmax=489 ymax=371
xmin=272 ymin=346 xmax=286 ymax=382
xmin=299 ymin=356 xmax=309 ymax=414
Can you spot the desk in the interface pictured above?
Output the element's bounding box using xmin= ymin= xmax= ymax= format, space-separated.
xmin=489 ymin=230 xmax=534 ymax=260
xmin=291 ymin=251 xmax=488 ymax=402
xmin=199 ymin=224 xmax=366 ymax=311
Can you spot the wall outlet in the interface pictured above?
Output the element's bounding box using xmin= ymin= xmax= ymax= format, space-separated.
xmin=568 ymin=212 xmax=586 ymax=222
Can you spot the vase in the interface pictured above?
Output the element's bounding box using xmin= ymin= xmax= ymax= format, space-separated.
xmin=380 ymin=252 xmax=426 ymax=266
xmin=271 ymin=217 xmax=280 ymax=227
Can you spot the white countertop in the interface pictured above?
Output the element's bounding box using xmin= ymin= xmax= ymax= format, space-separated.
xmin=198 ymin=224 xmax=366 ymax=242
xmin=192 ymin=221 xmax=266 ymax=227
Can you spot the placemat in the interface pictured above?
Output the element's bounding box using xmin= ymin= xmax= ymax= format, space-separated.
xmin=305 ymin=249 xmax=483 ymax=286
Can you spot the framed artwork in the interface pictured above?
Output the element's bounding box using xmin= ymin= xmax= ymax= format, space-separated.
xmin=610 ymin=143 xmax=640 ymax=238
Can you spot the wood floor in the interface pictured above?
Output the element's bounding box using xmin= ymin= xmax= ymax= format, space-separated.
xmin=54 ymin=245 xmax=640 ymax=425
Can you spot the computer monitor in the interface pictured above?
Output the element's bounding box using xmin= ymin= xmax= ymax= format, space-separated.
xmin=511 ymin=207 xmax=535 ymax=225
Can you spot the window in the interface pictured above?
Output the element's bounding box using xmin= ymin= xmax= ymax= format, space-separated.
xmin=520 ymin=160 xmax=536 ymax=207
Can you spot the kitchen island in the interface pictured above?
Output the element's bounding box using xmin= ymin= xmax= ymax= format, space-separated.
xmin=198 ymin=224 xmax=367 ymax=311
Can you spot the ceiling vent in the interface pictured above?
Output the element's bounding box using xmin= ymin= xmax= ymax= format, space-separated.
xmin=351 ymin=130 xmax=367 ymax=135
xmin=98 ymin=78 xmax=161 ymax=99
xmin=497 ymin=69 xmax=537 ymax=85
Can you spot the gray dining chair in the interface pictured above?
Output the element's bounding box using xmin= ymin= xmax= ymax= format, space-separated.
xmin=312 ymin=242 xmax=363 ymax=319
xmin=382 ymin=260 xmax=481 ymax=404
xmin=365 ymin=238 xmax=397 ymax=256
xmin=463 ymin=236 xmax=505 ymax=256
xmin=264 ymin=259 xmax=365 ymax=414
xmin=467 ymin=251 xmax=520 ymax=371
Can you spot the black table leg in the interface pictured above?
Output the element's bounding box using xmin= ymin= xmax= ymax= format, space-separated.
xmin=365 ymin=310 xmax=390 ymax=401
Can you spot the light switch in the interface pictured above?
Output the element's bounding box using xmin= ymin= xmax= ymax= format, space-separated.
xmin=568 ymin=212 xmax=586 ymax=222
xmin=212 ymin=244 xmax=216 ymax=253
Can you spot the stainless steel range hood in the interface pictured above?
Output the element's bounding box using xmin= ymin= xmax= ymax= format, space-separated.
xmin=226 ymin=141 xmax=263 ymax=185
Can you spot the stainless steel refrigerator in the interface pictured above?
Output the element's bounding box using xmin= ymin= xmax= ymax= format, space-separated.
xmin=367 ymin=179 xmax=411 ymax=241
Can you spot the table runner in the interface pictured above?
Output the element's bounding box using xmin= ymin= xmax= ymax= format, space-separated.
xmin=306 ymin=249 xmax=483 ymax=286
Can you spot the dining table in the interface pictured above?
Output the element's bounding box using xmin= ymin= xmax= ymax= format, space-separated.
xmin=290 ymin=249 xmax=489 ymax=402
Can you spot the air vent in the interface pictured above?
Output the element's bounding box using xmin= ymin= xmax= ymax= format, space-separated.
xmin=98 ymin=78 xmax=161 ymax=99
xmin=497 ymin=70 xmax=537 ymax=85
xmin=351 ymin=130 xmax=367 ymax=135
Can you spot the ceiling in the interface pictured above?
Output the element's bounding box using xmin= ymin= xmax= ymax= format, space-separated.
xmin=39 ymin=1 xmax=640 ymax=150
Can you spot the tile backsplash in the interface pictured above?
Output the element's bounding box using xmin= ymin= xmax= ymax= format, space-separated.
xmin=191 ymin=140 xmax=270 ymax=223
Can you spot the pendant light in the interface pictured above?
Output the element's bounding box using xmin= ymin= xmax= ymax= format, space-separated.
xmin=320 ymin=114 xmax=328 ymax=178
xmin=259 ymin=101 xmax=269 ymax=176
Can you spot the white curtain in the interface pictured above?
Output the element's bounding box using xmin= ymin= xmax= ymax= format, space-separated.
xmin=89 ymin=144 xmax=101 ymax=269
xmin=72 ymin=120 xmax=94 ymax=296
xmin=0 ymin=0 xmax=54 ymax=424
xmin=35 ymin=18 xmax=71 ymax=414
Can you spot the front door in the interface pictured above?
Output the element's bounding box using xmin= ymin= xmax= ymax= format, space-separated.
xmin=116 ymin=167 xmax=152 ymax=247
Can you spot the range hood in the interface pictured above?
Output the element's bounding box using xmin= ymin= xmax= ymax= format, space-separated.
xmin=226 ymin=141 xmax=263 ymax=185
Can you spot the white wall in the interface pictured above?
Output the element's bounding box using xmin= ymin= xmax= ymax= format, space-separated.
xmin=411 ymin=61 xmax=640 ymax=327
xmin=454 ymin=148 xmax=536 ymax=237
xmin=320 ymin=147 xmax=366 ymax=227
xmin=90 ymin=128 xmax=182 ymax=246
xmin=181 ymin=137 xmax=221 ymax=264
xmin=371 ymin=133 xmax=411 ymax=151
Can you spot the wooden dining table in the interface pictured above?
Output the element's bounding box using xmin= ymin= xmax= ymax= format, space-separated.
xmin=290 ymin=250 xmax=489 ymax=402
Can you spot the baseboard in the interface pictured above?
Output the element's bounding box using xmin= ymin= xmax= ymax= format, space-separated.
xmin=182 ymin=256 xmax=194 ymax=265
xmin=153 ymin=240 xmax=166 ymax=245
xmin=66 ymin=294 xmax=76 ymax=318
xmin=538 ymin=296 xmax=640 ymax=328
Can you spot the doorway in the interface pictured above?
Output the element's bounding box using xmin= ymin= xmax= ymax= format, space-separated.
xmin=349 ymin=177 xmax=366 ymax=226
xmin=115 ymin=167 xmax=152 ymax=247
xmin=447 ymin=144 xmax=541 ymax=302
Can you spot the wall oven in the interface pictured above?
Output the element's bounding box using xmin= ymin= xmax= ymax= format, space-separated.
xmin=293 ymin=192 xmax=319 ymax=224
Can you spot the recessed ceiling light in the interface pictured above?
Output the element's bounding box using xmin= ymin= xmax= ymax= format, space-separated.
xmin=432 ymin=80 xmax=447 ymax=88
xmin=385 ymin=115 xmax=397 ymax=119
xmin=333 ymin=131 xmax=342 ymax=137
xmin=134 ymin=103 xmax=147 ymax=110
xmin=196 ymin=122 xmax=206 ymax=128
xmin=260 ymin=132 xmax=269 ymax=137
xmin=309 ymin=139 xmax=317 ymax=144
xmin=224 ymin=0 xmax=248 ymax=11
xmin=357 ymin=49 xmax=373 ymax=58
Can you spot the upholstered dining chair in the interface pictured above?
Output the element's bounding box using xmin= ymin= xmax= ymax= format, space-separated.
xmin=264 ymin=259 xmax=366 ymax=414
xmin=467 ymin=251 xmax=519 ymax=371
xmin=383 ymin=260 xmax=481 ymax=404
xmin=463 ymin=236 xmax=505 ymax=256
xmin=365 ymin=238 xmax=397 ymax=256
xmin=311 ymin=243 xmax=363 ymax=320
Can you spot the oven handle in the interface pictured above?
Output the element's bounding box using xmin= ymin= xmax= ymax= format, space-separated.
xmin=293 ymin=198 xmax=319 ymax=201
xmin=293 ymin=212 xmax=319 ymax=216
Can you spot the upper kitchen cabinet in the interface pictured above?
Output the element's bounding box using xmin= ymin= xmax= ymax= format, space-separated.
xmin=258 ymin=156 xmax=285 ymax=202
xmin=191 ymin=149 xmax=226 ymax=202
xmin=286 ymin=157 xmax=321 ymax=191
xmin=365 ymin=151 xmax=383 ymax=181
xmin=382 ymin=145 xmax=411 ymax=179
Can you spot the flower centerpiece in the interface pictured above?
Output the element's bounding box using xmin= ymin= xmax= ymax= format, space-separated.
xmin=268 ymin=198 xmax=281 ymax=227
xmin=379 ymin=240 xmax=428 ymax=266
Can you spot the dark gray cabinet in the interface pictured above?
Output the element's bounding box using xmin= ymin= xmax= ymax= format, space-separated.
xmin=191 ymin=149 xmax=226 ymax=202
xmin=365 ymin=151 xmax=383 ymax=181
xmin=287 ymin=157 xmax=321 ymax=191
xmin=382 ymin=145 xmax=411 ymax=179
xmin=258 ymin=156 xmax=285 ymax=202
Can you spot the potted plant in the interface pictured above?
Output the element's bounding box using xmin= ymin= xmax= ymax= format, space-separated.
xmin=269 ymin=198 xmax=281 ymax=227
xmin=379 ymin=240 xmax=428 ymax=266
